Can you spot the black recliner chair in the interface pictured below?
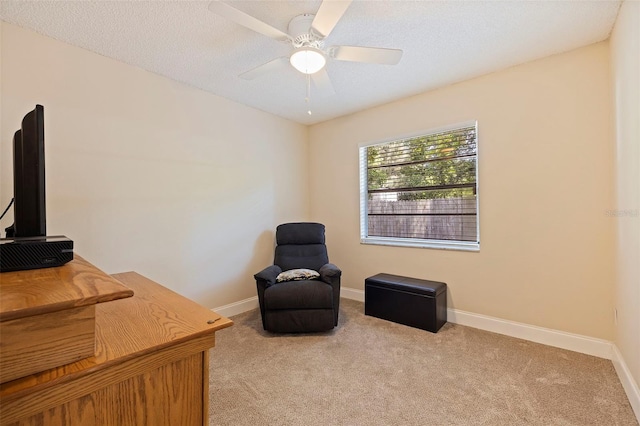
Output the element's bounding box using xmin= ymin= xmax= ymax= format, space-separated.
xmin=254 ymin=223 xmax=341 ymax=333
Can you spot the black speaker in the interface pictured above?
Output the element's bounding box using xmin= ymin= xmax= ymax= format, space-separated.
xmin=0 ymin=236 xmax=74 ymax=272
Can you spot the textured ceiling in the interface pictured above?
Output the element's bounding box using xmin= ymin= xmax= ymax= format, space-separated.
xmin=0 ymin=1 xmax=622 ymax=125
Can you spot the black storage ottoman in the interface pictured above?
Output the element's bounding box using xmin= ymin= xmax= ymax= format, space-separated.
xmin=365 ymin=273 xmax=447 ymax=333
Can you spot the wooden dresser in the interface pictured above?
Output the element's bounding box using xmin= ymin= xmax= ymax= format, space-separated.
xmin=0 ymin=256 xmax=233 ymax=425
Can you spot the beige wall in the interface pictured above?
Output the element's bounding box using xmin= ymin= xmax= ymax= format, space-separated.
xmin=0 ymin=19 xmax=627 ymax=346
xmin=0 ymin=22 xmax=309 ymax=308
xmin=309 ymin=42 xmax=615 ymax=340
xmin=610 ymin=0 xmax=640 ymax=392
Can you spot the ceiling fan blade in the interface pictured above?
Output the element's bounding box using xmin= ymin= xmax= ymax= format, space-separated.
xmin=311 ymin=68 xmax=335 ymax=96
xmin=239 ymin=57 xmax=289 ymax=80
xmin=311 ymin=0 xmax=353 ymax=38
xmin=208 ymin=1 xmax=290 ymax=41
xmin=330 ymin=46 xmax=403 ymax=65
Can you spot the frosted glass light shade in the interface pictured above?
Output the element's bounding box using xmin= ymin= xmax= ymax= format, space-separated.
xmin=290 ymin=47 xmax=326 ymax=74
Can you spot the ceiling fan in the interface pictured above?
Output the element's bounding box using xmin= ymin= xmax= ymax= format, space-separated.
xmin=208 ymin=0 xmax=403 ymax=94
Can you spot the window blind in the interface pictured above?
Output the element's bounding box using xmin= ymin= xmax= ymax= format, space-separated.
xmin=364 ymin=125 xmax=478 ymax=243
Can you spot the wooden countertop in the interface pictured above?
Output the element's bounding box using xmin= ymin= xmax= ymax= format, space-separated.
xmin=98 ymin=271 xmax=233 ymax=361
xmin=0 ymin=256 xmax=134 ymax=322
xmin=0 ymin=268 xmax=233 ymax=400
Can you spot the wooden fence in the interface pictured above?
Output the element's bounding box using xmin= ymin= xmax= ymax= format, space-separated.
xmin=367 ymin=197 xmax=477 ymax=241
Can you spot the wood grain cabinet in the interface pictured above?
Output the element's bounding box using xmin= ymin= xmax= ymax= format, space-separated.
xmin=0 ymin=257 xmax=233 ymax=426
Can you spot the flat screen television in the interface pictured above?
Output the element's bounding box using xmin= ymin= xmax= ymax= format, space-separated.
xmin=4 ymin=105 xmax=46 ymax=238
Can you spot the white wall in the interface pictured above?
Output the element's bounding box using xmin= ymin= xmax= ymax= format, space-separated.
xmin=0 ymin=22 xmax=309 ymax=308
xmin=610 ymin=0 xmax=640 ymax=398
xmin=309 ymin=42 xmax=615 ymax=340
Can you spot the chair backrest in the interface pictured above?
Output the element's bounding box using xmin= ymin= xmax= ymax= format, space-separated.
xmin=274 ymin=223 xmax=329 ymax=271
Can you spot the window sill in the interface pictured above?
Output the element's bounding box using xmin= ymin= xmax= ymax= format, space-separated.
xmin=361 ymin=237 xmax=480 ymax=252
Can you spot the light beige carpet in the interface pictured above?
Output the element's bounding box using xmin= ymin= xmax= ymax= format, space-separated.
xmin=209 ymin=299 xmax=637 ymax=425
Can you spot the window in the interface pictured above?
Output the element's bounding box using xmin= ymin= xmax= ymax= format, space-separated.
xmin=359 ymin=122 xmax=479 ymax=251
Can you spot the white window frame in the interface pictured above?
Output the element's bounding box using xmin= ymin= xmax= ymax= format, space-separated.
xmin=359 ymin=121 xmax=480 ymax=252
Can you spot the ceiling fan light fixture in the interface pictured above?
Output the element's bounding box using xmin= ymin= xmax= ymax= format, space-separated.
xmin=290 ymin=47 xmax=326 ymax=75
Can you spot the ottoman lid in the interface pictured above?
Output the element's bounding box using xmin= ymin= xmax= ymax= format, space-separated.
xmin=365 ymin=273 xmax=447 ymax=296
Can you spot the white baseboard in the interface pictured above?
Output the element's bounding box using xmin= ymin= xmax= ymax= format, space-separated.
xmin=447 ymin=308 xmax=613 ymax=359
xmin=341 ymin=286 xmax=365 ymax=302
xmin=339 ymin=286 xmax=611 ymax=358
xmin=611 ymin=344 xmax=640 ymax=420
xmin=212 ymin=296 xmax=258 ymax=318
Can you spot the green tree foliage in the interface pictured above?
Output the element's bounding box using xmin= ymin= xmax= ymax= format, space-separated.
xmin=366 ymin=146 xmax=390 ymax=191
xmin=367 ymin=127 xmax=476 ymax=200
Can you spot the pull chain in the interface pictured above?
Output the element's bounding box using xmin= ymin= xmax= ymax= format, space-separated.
xmin=305 ymin=74 xmax=312 ymax=115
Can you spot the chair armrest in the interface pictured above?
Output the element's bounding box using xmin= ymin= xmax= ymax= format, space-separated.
xmin=254 ymin=265 xmax=282 ymax=287
xmin=319 ymin=263 xmax=341 ymax=327
xmin=319 ymin=263 xmax=341 ymax=282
